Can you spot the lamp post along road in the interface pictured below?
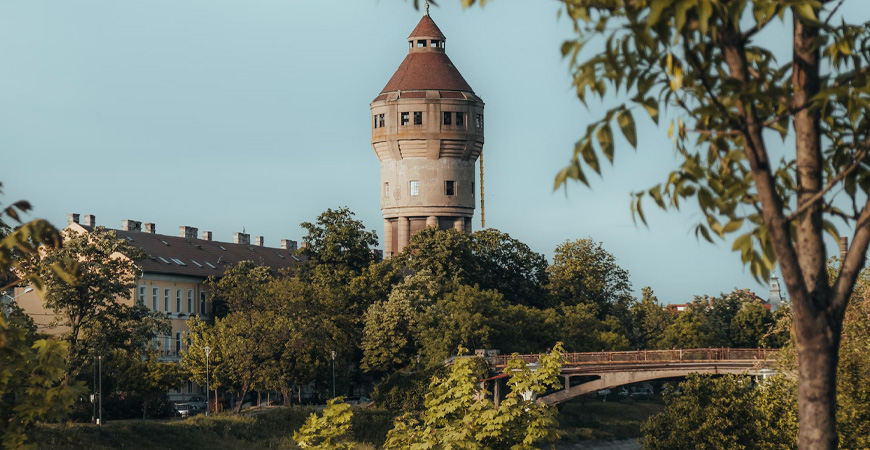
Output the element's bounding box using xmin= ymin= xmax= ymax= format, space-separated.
xmin=331 ymin=350 xmax=336 ymax=399
xmin=98 ymin=355 xmax=102 ymax=426
xmin=204 ymin=345 xmax=211 ymax=416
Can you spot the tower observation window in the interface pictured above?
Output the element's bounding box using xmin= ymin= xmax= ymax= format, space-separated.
xmin=443 ymin=112 xmax=452 ymax=126
xmin=456 ymin=112 xmax=465 ymax=128
xmin=410 ymin=180 xmax=420 ymax=196
xmin=417 ymin=40 xmax=426 ymax=47
xmin=374 ymin=113 xmax=385 ymax=129
xmin=445 ymin=181 xmax=455 ymax=196
xmin=401 ymin=112 xmax=409 ymax=126
xmin=475 ymin=114 xmax=484 ymax=131
xmin=414 ymin=111 xmax=422 ymax=125
xmin=384 ymin=182 xmax=390 ymax=197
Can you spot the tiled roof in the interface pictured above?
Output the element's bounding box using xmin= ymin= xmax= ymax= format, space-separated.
xmin=78 ymin=225 xmax=303 ymax=279
xmin=380 ymin=52 xmax=473 ymax=94
xmin=408 ymin=15 xmax=445 ymax=39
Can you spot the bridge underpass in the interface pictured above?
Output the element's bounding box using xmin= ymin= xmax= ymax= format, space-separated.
xmin=487 ymin=348 xmax=777 ymax=405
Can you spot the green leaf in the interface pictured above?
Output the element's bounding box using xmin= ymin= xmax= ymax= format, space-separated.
xmin=793 ymin=3 xmax=817 ymax=22
xmin=648 ymin=0 xmax=671 ymax=26
xmin=698 ymin=0 xmax=713 ymax=34
xmin=617 ymin=110 xmax=637 ymax=148
xmin=597 ymin=124 xmax=614 ymax=163
xmin=639 ymin=97 xmax=660 ymax=124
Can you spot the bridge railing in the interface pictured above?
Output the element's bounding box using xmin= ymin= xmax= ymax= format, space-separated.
xmin=492 ymin=348 xmax=778 ymax=367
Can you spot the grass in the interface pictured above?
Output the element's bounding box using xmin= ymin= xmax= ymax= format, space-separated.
xmin=31 ymin=398 xmax=661 ymax=448
xmin=556 ymin=398 xmax=664 ymax=442
xmin=31 ymin=407 xmax=393 ymax=450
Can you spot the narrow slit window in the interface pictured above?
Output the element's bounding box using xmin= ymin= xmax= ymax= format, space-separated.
xmin=373 ymin=115 xmax=378 ymax=129
xmin=476 ymin=114 xmax=484 ymax=130
xmin=414 ymin=111 xmax=422 ymax=125
xmin=410 ymin=180 xmax=420 ymax=196
xmin=443 ymin=111 xmax=452 ymax=126
xmin=472 ymin=182 xmax=475 ymax=197
xmin=200 ymin=292 xmax=207 ymax=315
xmin=401 ymin=112 xmax=410 ymax=126
xmin=378 ymin=113 xmax=384 ymax=128
xmin=384 ymin=182 xmax=390 ymax=197
xmin=445 ymin=180 xmax=456 ymax=196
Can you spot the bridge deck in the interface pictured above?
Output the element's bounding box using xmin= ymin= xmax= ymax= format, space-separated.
xmin=492 ymin=348 xmax=777 ymax=369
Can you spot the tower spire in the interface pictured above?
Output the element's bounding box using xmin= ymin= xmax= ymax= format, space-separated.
xmin=424 ymin=0 xmax=429 ymax=16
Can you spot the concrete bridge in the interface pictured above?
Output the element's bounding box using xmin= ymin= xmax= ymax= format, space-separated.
xmin=488 ymin=348 xmax=777 ymax=405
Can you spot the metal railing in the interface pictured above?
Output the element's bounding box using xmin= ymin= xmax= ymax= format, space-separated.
xmin=492 ymin=348 xmax=778 ymax=367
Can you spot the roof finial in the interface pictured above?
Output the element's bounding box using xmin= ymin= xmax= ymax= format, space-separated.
xmin=424 ymin=0 xmax=429 ymax=16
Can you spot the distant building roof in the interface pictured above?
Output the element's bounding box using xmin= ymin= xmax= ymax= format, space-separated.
xmin=71 ymin=223 xmax=303 ymax=279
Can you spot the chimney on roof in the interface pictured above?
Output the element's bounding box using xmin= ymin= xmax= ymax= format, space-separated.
xmin=234 ymin=232 xmax=250 ymax=245
xmin=144 ymin=223 xmax=156 ymax=234
xmin=254 ymin=236 xmax=264 ymax=246
xmin=83 ymin=214 xmax=96 ymax=227
xmin=840 ymin=236 xmax=849 ymax=261
xmin=122 ymin=220 xmax=142 ymax=232
xmin=202 ymin=231 xmax=213 ymax=241
xmin=281 ymin=239 xmax=297 ymax=251
xmin=67 ymin=213 xmax=80 ymax=225
xmin=179 ymin=226 xmax=198 ymax=240
xmin=299 ymin=241 xmax=309 ymax=249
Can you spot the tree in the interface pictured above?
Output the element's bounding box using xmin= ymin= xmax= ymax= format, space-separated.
xmin=547 ymin=238 xmax=633 ymax=316
xmin=626 ymin=287 xmax=674 ymax=349
xmin=115 ymin=350 xmax=184 ymax=418
xmin=641 ymin=374 xmax=795 ymax=450
xmin=293 ymin=398 xmax=356 ymax=450
xmin=299 ymin=207 xmax=379 ymax=275
xmin=480 ymin=1 xmax=870 ymax=445
xmin=730 ymin=301 xmax=776 ymax=348
xmin=382 ymin=345 xmax=564 ymax=450
xmin=21 ymin=227 xmax=167 ymax=382
xmin=657 ymin=308 xmax=716 ymax=349
xmin=470 ymin=229 xmax=550 ymax=308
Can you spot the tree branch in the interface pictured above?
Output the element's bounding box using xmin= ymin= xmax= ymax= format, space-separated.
xmin=785 ymin=142 xmax=870 ymax=222
xmin=833 ymin=195 xmax=870 ymax=318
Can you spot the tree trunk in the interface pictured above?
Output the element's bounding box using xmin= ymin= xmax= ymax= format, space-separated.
xmin=298 ymin=385 xmax=302 ymax=404
xmin=281 ymin=386 xmax=292 ymax=406
xmin=143 ymin=398 xmax=148 ymax=419
xmin=233 ymin=382 xmax=250 ymax=414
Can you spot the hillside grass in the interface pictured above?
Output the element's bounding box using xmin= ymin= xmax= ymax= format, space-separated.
xmin=557 ymin=399 xmax=664 ymax=442
xmin=30 ymin=399 xmax=661 ymax=448
xmin=31 ymin=407 xmax=394 ymax=450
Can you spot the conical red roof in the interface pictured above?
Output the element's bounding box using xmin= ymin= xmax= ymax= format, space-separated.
xmin=379 ymin=15 xmax=473 ymax=95
xmin=408 ymin=15 xmax=445 ymax=39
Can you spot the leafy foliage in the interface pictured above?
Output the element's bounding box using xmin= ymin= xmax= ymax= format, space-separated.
xmin=294 ymin=398 xmax=356 ymax=450
xmin=382 ymin=344 xmax=565 ymax=450
xmin=299 ymin=207 xmax=379 ymax=275
xmin=0 ymin=315 xmax=83 ymax=449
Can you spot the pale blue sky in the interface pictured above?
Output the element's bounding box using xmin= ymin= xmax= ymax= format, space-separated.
xmin=2 ymin=1 xmax=864 ymax=303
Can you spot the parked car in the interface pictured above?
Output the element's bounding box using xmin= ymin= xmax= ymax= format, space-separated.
xmin=173 ymin=402 xmax=204 ymax=417
xmin=186 ymin=396 xmax=207 ymax=409
xmin=345 ymin=396 xmax=371 ymax=406
xmin=630 ymin=388 xmax=654 ymax=400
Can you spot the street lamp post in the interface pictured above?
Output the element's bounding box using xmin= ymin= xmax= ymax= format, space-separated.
xmin=98 ymin=355 xmax=102 ymax=426
xmin=1 ymin=287 xmax=34 ymax=312
xmin=204 ymin=346 xmax=211 ymax=417
xmin=331 ymin=350 xmax=336 ymax=399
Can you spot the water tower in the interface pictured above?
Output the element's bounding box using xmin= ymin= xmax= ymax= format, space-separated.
xmin=371 ymin=7 xmax=485 ymax=257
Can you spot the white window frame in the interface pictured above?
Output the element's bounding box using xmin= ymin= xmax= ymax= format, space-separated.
xmin=164 ymin=288 xmax=171 ymax=312
xmin=410 ymin=180 xmax=420 ymax=196
xmin=187 ymin=289 xmax=193 ymax=313
xmin=152 ymin=287 xmax=159 ymax=311
xmin=176 ymin=289 xmax=182 ymax=313
xmin=138 ymin=286 xmax=146 ymax=306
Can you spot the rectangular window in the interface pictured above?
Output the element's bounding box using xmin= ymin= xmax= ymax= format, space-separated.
xmin=445 ymin=180 xmax=456 ymax=196
xmin=138 ymin=286 xmax=146 ymax=306
xmin=456 ymin=112 xmax=465 ymax=128
xmin=164 ymin=288 xmax=171 ymax=312
xmin=164 ymin=335 xmax=170 ymax=353
xmin=410 ymin=180 xmax=420 ymax=196
xmin=176 ymin=332 xmax=182 ymax=353
xmin=152 ymin=287 xmax=159 ymax=311
xmin=187 ymin=289 xmax=193 ymax=313
xmin=200 ymin=292 xmax=207 ymax=315
xmin=413 ymin=111 xmax=422 ymax=125
xmin=176 ymin=289 xmax=182 ymax=314
xmin=401 ymin=112 xmax=409 ymax=126
xmin=443 ymin=111 xmax=452 ymax=125
xmin=384 ymin=182 xmax=390 ymax=197
xmin=373 ymin=115 xmax=378 ymax=129
xmin=378 ymin=113 xmax=384 ymax=128
xmin=476 ymin=113 xmax=484 ymax=130
xmin=472 ymin=182 xmax=475 ymax=197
